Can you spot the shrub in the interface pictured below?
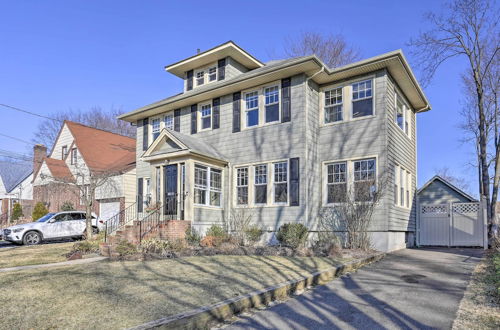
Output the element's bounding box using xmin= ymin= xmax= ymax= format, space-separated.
xmin=60 ymin=201 xmax=75 ymax=211
xmin=11 ymin=203 xmax=23 ymax=221
xmin=72 ymin=240 xmax=100 ymax=254
xmin=245 ymin=225 xmax=264 ymax=245
xmin=185 ymin=227 xmax=201 ymax=246
xmin=200 ymin=235 xmax=225 ymax=248
xmin=276 ymin=223 xmax=309 ymax=249
xmin=32 ymin=202 xmax=49 ymax=221
xmin=115 ymin=240 xmax=137 ymax=256
xmin=169 ymin=238 xmax=188 ymax=251
xmin=140 ymin=238 xmax=170 ymax=254
xmin=206 ymin=224 xmax=227 ymax=238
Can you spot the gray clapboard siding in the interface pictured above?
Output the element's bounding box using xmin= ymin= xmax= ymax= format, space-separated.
xmin=418 ymin=180 xmax=472 ymax=205
xmin=225 ymin=57 xmax=249 ymax=80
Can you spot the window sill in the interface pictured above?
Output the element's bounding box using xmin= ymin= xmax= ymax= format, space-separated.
xmin=241 ymin=120 xmax=283 ymax=131
xmin=320 ymin=114 xmax=376 ymax=127
xmin=394 ymin=205 xmax=411 ymax=211
xmin=194 ymin=204 xmax=223 ymax=210
xmin=233 ymin=204 xmax=290 ymax=209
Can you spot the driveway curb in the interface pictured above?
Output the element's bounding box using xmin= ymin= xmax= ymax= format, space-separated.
xmin=129 ymin=252 xmax=385 ymax=330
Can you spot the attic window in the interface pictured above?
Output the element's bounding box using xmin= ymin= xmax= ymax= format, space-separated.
xmin=62 ymin=146 xmax=68 ymax=159
xmin=208 ymin=67 xmax=217 ymax=81
xmin=71 ymin=148 xmax=77 ymax=165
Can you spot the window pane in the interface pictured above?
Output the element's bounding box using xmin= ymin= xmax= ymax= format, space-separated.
xmin=265 ymin=86 xmax=279 ymax=104
xmin=195 ymin=188 xmax=206 ymax=204
xmin=237 ymin=187 xmax=248 ymax=205
xmin=245 ymin=91 xmax=258 ymax=109
xmin=274 ymin=162 xmax=288 ymax=203
xmin=265 ymin=103 xmax=279 ymax=123
xmin=210 ymin=191 xmax=221 ymax=206
xmin=275 ymin=183 xmax=287 ymax=203
xmin=165 ymin=114 xmax=174 ymax=130
xmin=208 ymin=67 xmax=217 ymax=81
xmin=201 ymin=104 xmax=211 ymax=129
xmin=237 ymin=167 xmax=249 ymax=205
xmin=247 ymin=109 xmax=259 ymax=127
xmin=325 ymin=105 xmax=343 ymax=123
xmin=327 ymin=183 xmax=347 ymax=203
xmin=202 ymin=117 xmax=211 ymax=129
xmin=255 ymin=185 xmax=267 ymax=204
xmin=353 ymin=158 xmax=376 ymax=202
xmin=255 ymin=165 xmax=267 ymax=184
xmin=352 ymin=98 xmax=373 ymax=117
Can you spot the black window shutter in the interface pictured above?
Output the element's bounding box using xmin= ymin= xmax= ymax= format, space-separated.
xmin=218 ymin=58 xmax=226 ymax=81
xmin=289 ymin=157 xmax=300 ymax=206
xmin=281 ymin=78 xmax=291 ymax=123
xmin=137 ymin=178 xmax=144 ymax=212
xmin=142 ymin=118 xmax=149 ymax=151
xmin=174 ymin=109 xmax=181 ymax=132
xmin=213 ymin=98 xmax=220 ymax=129
xmin=191 ymin=104 xmax=198 ymax=134
xmin=232 ymin=92 xmax=241 ymax=133
xmin=186 ymin=70 xmax=194 ymax=91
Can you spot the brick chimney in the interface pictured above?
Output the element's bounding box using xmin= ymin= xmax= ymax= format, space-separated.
xmin=33 ymin=144 xmax=47 ymax=175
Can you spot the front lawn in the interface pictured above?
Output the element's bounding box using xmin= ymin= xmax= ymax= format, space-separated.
xmin=0 ymin=255 xmax=346 ymax=329
xmin=453 ymin=250 xmax=500 ymax=329
xmin=0 ymin=242 xmax=74 ymax=269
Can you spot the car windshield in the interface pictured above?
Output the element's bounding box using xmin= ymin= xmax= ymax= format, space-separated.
xmin=36 ymin=213 xmax=56 ymax=222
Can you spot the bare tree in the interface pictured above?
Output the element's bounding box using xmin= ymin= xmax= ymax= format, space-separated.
xmin=283 ymin=31 xmax=361 ymax=68
xmin=409 ymin=0 xmax=500 ymax=239
xmin=32 ymin=107 xmax=135 ymax=148
xmin=434 ymin=166 xmax=472 ymax=193
xmin=39 ymin=162 xmax=120 ymax=240
xmin=319 ymin=173 xmax=388 ymax=250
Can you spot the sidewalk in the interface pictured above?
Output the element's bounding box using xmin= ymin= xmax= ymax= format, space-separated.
xmin=0 ymin=256 xmax=108 ymax=272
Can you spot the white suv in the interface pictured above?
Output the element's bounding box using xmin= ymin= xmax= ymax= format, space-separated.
xmin=2 ymin=211 xmax=102 ymax=245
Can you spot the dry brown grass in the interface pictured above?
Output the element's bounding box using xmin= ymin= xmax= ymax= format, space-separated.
xmin=0 ymin=255 xmax=345 ymax=329
xmin=453 ymin=251 xmax=500 ymax=330
xmin=0 ymin=242 xmax=74 ymax=268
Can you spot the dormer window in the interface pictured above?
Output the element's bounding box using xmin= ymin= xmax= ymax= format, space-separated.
xmin=196 ymin=71 xmax=205 ymax=86
xmin=61 ymin=145 xmax=68 ymax=159
xmin=208 ymin=67 xmax=217 ymax=81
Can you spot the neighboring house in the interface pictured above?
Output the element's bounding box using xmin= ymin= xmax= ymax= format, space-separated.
xmin=417 ymin=175 xmax=485 ymax=248
xmin=0 ymin=161 xmax=33 ymax=222
xmin=32 ymin=121 xmax=137 ymax=220
xmin=118 ymin=41 xmax=431 ymax=251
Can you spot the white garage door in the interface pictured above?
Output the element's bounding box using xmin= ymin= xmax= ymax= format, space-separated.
xmin=99 ymin=201 xmax=120 ymax=222
xmin=419 ymin=202 xmax=484 ymax=247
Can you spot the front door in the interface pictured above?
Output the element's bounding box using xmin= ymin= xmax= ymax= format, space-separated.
xmin=164 ymin=164 xmax=178 ymax=219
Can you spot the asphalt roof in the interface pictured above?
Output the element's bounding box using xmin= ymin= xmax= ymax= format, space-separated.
xmin=0 ymin=161 xmax=32 ymax=192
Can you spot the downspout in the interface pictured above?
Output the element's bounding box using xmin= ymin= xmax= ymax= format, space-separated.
xmin=304 ymin=65 xmax=325 ymax=233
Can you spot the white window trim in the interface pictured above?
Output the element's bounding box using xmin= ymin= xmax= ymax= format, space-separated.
xmin=319 ymin=75 xmax=376 ymax=127
xmin=394 ymin=91 xmax=412 ymax=140
xmin=351 ymin=78 xmax=374 ymax=119
xmin=193 ymin=163 xmax=224 ymax=209
xmin=233 ymin=158 xmax=290 ymax=208
xmin=236 ymin=167 xmax=249 ymax=206
xmin=254 ymin=164 xmax=268 ymax=205
xmin=394 ymin=164 xmax=412 ymax=210
xmin=241 ymin=80 xmax=282 ymax=130
xmin=150 ymin=116 xmax=162 ymax=145
xmin=193 ymin=62 xmax=218 ymax=88
xmin=322 ymin=155 xmax=378 ymax=207
xmin=198 ymin=102 xmax=212 ymax=131
xmin=164 ymin=113 xmax=174 ymax=130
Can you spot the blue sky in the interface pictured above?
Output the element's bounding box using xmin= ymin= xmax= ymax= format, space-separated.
xmin=0 ymin=0 xmax=477 ymax=194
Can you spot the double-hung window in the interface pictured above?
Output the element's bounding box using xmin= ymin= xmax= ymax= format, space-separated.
xmin=164 ymin=113 xmax=174 ymax=130
xmin=324 ymin=87 xmax=343 ymax=123
xmin=396 ymin=94 xmax=405 ymax=131
xmin=196 ymin=71 xmax=204 ymax=86
xmin=254 ymin=164 xmax=267 ymax=204
xmin=394 ymin=164 xmax=411 ymax=208
xmin=326 ymin=162 xmax=347 ymax=203
xmin=274 ymin=162 xmax=288 ymax=203
xmin=208 ymin=67 xmax=217 ymax=82
xmin=62 ymin=146 xmax=68 ymax=159
xmin=70 ymin=148 xmax=77 ymax=165
xmin=194 ymin=165 xmax=208 ymax=205
xmin=353 ymin=158 xmax=376 ymax=201
xmin=352 ymin=80 xmax=373 ymax=118
xmin=155 ymin=167 xmax=161 ymax=203
xmin=195 ymin=165 xmax=222 ymax=207
xmin=400 ymin=167 xmax=405 ymax=207
xmin=236 ymin=167 xmax=249 ymax=205
xmin=200 ymin=104 xmax=212 ymax=130
xmin=264 ymin=86 xmax=280 ymax=123
xmin=245 ymin=91 xmax=259 ymax=127
xmin=152 ymin=118 xmax=161 ymax=141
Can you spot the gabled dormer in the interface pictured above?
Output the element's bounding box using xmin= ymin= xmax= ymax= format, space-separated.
xmin=165 ymin=41 xmax=264 ymax=92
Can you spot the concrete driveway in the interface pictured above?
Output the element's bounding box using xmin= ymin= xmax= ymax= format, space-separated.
xmin=226 ymin=248 xmax=483 ymax=330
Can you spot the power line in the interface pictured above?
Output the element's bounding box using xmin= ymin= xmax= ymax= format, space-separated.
xmin=0 ymin=103 xmax=61 ymax=122
xmin=0 ymin=133 xmax=32 ymax=145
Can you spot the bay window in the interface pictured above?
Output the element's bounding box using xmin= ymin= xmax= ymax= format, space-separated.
xmin=245 ymin=91 xmax=259 ymax=127
xmin=194 ymin=165 xmax=208 ymax=205
xmin=254 ymin=164 xmax=267 ymax=204
xmin=274 ymin=162 xmax=288 ymax=204
xmin=264 ymin=86 xmax=280 ymax=123
xmin=326 ymin=162 xmax=347 ymax=203
xmin=236 ymin=167 xmax=249 ymax=205
xmin=324 ymin=87 xmax=343 ymax=123
xmin=352 ymin=79 xmax=373 ymax=118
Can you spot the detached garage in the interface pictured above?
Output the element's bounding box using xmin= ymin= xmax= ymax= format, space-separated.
xmin=417 ymin=176 xmax=487 ymax=248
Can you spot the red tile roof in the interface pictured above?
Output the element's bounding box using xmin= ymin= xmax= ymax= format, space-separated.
xmin=65 ymin=121 xmax=136 ymax=174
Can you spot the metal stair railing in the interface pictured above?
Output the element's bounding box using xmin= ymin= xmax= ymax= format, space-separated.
xmin=104 ymin=202 xmax=137 ymax=242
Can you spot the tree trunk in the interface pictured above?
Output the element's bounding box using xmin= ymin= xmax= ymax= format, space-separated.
xmin=85 ymin=202 xmax=93 ymax=240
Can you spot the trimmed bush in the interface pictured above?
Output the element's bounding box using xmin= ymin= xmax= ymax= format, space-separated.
xmin=200 ymin=235 xmax=225 ymax=248
xmin=72 ymin=240 xmax=100 ymax=254
xmin=244 ymin=225 xmax=264 ymax=245
xmin=11 ymin=203 xmax=23 ymax=221
xmin=140 ymin=238 xmax=170 ymax=254
xmin=32 ymin=202 xmax=49 ymax=221
xmin=60 ymin=201 xmax=75 ymax=211
xmin=276 ymin=223 xmax=309 ymax=249
xmin=206 ymin=224 xmax=227 ymax=238
xmin=185 ymin=227 xmax=201 ymax=246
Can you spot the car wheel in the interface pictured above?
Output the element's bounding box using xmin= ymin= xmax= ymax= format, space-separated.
xmin=23 ymin=231 xmax=42 ymax=245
